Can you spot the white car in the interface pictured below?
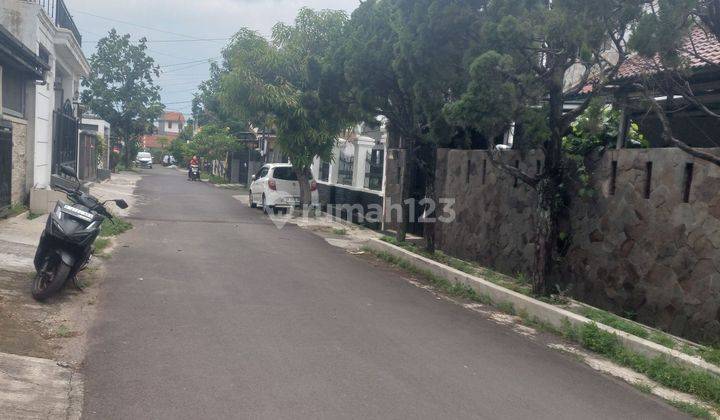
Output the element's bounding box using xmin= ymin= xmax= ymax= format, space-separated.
xmin=249 ymin=164 xmax=319 ymax=212
xmin=136 ymin=152 xmax=153 ymax=169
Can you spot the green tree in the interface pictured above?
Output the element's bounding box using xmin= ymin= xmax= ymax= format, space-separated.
xmin=626 ymin=0 xmax=720 ymax=166
xmin=391 ymin=0 xmax=485 ymax=251
xmin=338 ymin=0 xmax=420 ymax=241
xmin=168 ymin=137 xmax=190 ymax=166
xmin=187 ymin=125 xmax=244 ymax=170
xmin=445 ymin=0 xmax=644 ymax=294
xmin=338 ymin=0 xmax=484 ymax=246
xmin=81 ymin=29 xmax=164 ymax=166
xmin=220 ymin=9 xmax=351 ymax=205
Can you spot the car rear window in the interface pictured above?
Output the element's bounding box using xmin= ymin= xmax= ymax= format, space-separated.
xmin=138 ymin=153 xmax=151 ymax=159
xmin=272 ymin=167 xmax=298 ymax=180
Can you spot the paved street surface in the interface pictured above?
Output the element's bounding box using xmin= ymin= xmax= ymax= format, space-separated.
xmin=81 ymin=168 xmax=687 ymax=419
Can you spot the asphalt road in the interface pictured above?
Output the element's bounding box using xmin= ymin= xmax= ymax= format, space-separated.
xmin=81 ymin=168 xmax=688 ymax=419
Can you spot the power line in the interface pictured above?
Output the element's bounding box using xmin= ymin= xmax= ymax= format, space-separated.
xmin=73 ymin=10 xmax=229 ymax=41
xmin=160 ymin=58 xmax=218 ymax=68
xmin=161 ymin=61 xmax=212 ymax=74
xmin=146 ymin=38 xmax=229 ymax=43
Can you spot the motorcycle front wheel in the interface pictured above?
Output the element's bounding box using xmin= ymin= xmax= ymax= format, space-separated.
xmin=32 ymin=260 xmax=72 ymax=301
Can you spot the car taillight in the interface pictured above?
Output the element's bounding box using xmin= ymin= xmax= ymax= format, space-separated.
xmin=268 ymin=179 xmax=277 ymax=190
xmin=310 ymin=180 xmax=318 ymax=192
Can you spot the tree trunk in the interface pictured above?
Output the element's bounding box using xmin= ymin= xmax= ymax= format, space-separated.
xmin=531 ymin=69 xmax=566 ymax=296
xmin=532 ymin=176 xmax=560 ymax=295
xmin=123 ymin=135 xmax=132 ymax=167
xmin=295 ymin=166 xmax=313 ymax=210
xmin=397 ymin=137 xmax=415 ymax=243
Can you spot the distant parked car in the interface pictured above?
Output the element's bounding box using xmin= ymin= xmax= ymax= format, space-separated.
xmin=249 ymin=163 xmax=319 ymax=212
xmin=136 ymin=152 xmax=153 ymax=169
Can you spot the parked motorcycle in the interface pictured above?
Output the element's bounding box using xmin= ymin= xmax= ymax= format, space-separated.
xmin=32 ymin=164 xmax=128 ymax=301
xmin=189 ymin=164 xmax=200 ymax=181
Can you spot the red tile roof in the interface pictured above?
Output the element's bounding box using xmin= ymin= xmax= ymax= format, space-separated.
xmin=160 ymin=111 xmax=186 ymax=122
xmin=617 ymin=27 xmax=720 ymax=79
xmin=141 ymin=134 xmax=176 ymax=149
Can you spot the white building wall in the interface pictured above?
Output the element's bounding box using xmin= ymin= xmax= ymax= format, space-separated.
xmin=0 ymin=1 xmax=90 ymax=207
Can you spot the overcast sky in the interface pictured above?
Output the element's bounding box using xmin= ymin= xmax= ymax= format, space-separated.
xmin=65 ymin=0 xmax=360 ymax=118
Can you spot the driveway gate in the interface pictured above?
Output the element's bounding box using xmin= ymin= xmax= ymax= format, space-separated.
xmin=78 ymin=132 xmax=98 ymax=181
xmin=52 ymin=100 xmax=78 ymax=175
xmin=0 ymin=122 xmax=12 ymax=209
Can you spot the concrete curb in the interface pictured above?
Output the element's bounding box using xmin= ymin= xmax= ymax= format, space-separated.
xmin=0 ymin=352 xmax=83 ymax=419
xmin=365 ymin=238 xmax=720 ymax=377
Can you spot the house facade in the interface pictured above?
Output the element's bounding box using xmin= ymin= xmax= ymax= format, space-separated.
xmin=0 ymin=0 xmax=90 ymax=212
xmin=141 ymin=110 xmax=186 ymax=153
xmin=0 ymin=22 xmax=48 ymax=210
xmin=311 ymin=121 xmax=388 ymax=229
xmin=157 ymin=111 xmax=185 ymax=136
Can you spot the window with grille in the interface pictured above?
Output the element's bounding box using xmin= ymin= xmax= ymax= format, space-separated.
xmin=319 ymin=161 xmax=330 ymax=182
xmin=337 ymin=154 xmax=354 ymax=186
xmin=364 ymin=149 xmax=384 ymax=191
xmin=2 ymin=67 xmax=26 ymax=118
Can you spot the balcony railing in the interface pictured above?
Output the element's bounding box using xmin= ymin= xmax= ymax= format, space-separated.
xmin=36 ymin=0 xmax=82 ymax=46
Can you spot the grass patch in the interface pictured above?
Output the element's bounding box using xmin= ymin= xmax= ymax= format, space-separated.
xmin=649 ymin=331 xmax=677 ymax=349
xmin=200 ymin=173 xmax=227 ymax=184
xmin=379 ymin=236 xmax=533 ymax=296
xmin=576 ymin=323 xmax=720 ymax=406
xmin=580 ymin=307 xmax=650 ymax=339
xmin=100 ymin=217 xmax=133 ymax=237
xmin=75 ymin=277 xmax=93 ymax=289
xmin=668 ymin=401 xmax=714 ymax=419
xmin=497 ymin=301 xmax=516 ymax=316
xmin=27 ymin=211 xmax=43 ymax=220
xmin=93 ymin=237 xmax=111 ymax=254
xmin=115 ymin=163 xmax=139 ymax=173
xmin=56 ymin=324 xmax=75 ymax=338
xmin=332 ymin=228 xmax=347 ymax=236
xmin=363 ymin=246 xmax=498 ymax=309
xmin=633 ymin=381 xmax=654 ymax=394
xmin=0 ymin=203 xmax=27 ymax=219
xmin=699 ymin=347 xmax=720 ymax=366
xmin=209 ymin=174 xmax=227 ymax=184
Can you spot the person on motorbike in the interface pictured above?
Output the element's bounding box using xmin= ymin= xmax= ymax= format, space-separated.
xmin=188 ymin=156 xmax=199 ymax=179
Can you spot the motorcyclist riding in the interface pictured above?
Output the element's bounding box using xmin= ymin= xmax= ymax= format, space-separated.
xmin=188 ymin=155 xmax=199 ymax=179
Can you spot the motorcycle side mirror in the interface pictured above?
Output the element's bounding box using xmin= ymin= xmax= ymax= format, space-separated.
xmin=60 ymin=164 xmax=78 ymax=180
xmin=114 ymin=199 xmax=129 ymax=209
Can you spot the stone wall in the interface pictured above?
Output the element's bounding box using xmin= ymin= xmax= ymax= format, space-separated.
xmin=434 ymin=147 xmax=720 ymax=342
xmin=8 ymin=119 xmax=28 ymax=204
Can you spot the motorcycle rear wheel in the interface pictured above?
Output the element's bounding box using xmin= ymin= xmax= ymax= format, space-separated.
xmin=32 ymin=260 xmax=72 ymax=301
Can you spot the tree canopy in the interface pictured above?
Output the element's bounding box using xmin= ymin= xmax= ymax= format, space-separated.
xmin=444 ymin=0 xmax=646 ymax=293
xmin=219 ymin=9 xmax=352 ymax=204
xmin=81 ymin=29 xmax=164 ymax=165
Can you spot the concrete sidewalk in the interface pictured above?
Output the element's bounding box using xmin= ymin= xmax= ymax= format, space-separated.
xmin=0 ymin=171 xmax=141 ymax=419
xmin=0 ymin=352 xmax=83 ymax=419
xmin=0 ymin=171 xmax=142 ymax=273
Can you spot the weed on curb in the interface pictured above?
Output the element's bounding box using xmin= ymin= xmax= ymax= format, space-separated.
xmin=100 ymin=218 xmax=133 ymax=237
xmin=576 ymin=323 xmax=720 ymax=407
xmin=668 ymin=400 xmax=714 ymax=419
